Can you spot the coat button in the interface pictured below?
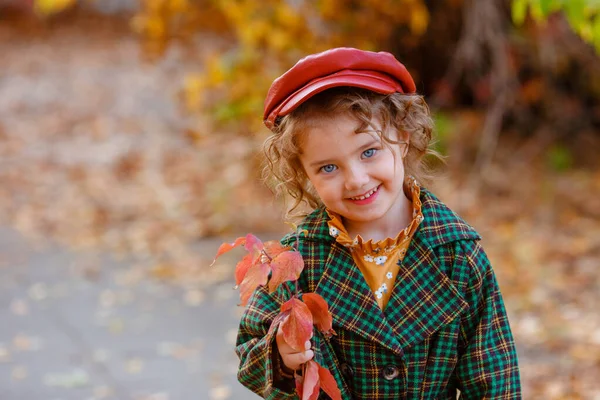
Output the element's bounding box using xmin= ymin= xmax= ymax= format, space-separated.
xmin=381 ymin=364 xmax=400 ymax=380
xmin=340 ymin=362 xmax=354 ymax=378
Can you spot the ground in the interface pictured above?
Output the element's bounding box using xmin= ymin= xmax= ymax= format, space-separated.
xmin=0 ymin=227 xmax=256 ymax=400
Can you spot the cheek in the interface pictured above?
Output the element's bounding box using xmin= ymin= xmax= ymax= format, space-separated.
xmin=376 ymin=154 xmax=403 ymax=177
xmin=311 ymin=179 xmax=339 ymax=201
xmin=389 ymin=152 xmax=406 ymax=173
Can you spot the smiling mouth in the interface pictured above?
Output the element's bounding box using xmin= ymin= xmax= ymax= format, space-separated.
xmin=349 ymin=185 xmax=380 ymax=200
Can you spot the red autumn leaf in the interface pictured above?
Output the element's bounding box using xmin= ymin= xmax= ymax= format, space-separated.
xmin=281 ymin=298 xmax=313 ymax=351
xmin=302 ymin=360 xmax=320 ymax=400
xmin=268 ymin=251 xmax=304 ymax=293
xmin=243 ymin=233 xmax=263 ymax=253
xmin=317 ymin=364 xmax=342 ymax=400
xmin=234 ymin=253 xmax=253 ymax=287
xmin=238 ymin=262 xmax=271 ymax=306
xmin=263 ymin=240 xmax=290 ymax=259
xmin=210 ymin=236 xmax=246 ymax=266
xmin=268 ymin=309 xmax=290 ymax=335
xmin=302 ymin=293 xmax=335 ymax=338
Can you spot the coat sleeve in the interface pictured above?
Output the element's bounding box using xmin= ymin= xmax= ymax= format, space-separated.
xmin=235 ymin=283 xmax=299 ymax=399
xmin=454 ymin=240 xmax=522 ymax=399
xmin=235 ymin=233 xmax=351 ymax=399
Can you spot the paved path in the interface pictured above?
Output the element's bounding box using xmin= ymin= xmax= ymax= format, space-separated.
xmin=0 ymin=228 xmax=257 ymax=400
xmin=0 ymin=16 xmax=259 ymax=400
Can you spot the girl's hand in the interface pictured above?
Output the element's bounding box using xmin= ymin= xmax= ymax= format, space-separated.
xmin=276 ymin=323 xmax=314 ymax=371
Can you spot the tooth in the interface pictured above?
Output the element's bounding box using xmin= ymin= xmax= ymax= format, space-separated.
xmin=352 ymin=187 xmax=376 ymax=200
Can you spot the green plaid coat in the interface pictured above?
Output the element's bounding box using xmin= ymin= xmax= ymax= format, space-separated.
xmin=235 ymin=188 xmax=521 ymax=399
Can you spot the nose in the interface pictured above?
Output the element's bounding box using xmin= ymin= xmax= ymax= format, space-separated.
xmin=344 ymin=165 xmax=369 ymax=192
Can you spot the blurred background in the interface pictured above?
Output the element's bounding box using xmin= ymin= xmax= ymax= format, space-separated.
xmin=0 ymin=0 xmax=599 ymax=399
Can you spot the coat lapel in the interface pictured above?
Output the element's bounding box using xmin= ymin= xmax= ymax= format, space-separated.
xmin=381 ymin=188 xmax=477 ymax=350
xmin=383 ymin=238 xmax=468 ymax=350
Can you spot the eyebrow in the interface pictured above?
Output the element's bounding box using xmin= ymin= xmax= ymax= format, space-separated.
xmin=356 ymin=128 xmax=382 ymax=136
xmin=308 ymin=138 xmax=380 ymax=168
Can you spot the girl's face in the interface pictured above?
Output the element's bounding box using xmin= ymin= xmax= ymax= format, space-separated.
xmin=299 ymin=114 xmax=410 ymax=235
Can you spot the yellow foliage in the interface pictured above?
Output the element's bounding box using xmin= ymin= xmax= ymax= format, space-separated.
xmin=275 ymin=3 xmax=302 ymax=29
xmin=206 ymin=57 xmax=227 ymax=85
xmin=168 ymin=0 xmax=189 ymax=14
xmin=34 ymin=0 xmax=77 ymax=16
xmin=183 ymin=75 xmax=205 ymax=113
xmin=144 ymin=0 xmax=165 ymax=14
xmin=144 ymin=16 xmax=166 ymax=40
xmin=512 ymin=0 xmax=600 ymax=53
xmin=269 ymin=29 xmax=290 ymax=52
xmin=410 ymin=3 xmax=430 ymax=35
xmin=318 ymin=0 xmax=339 ymax=19
xmin=219 ymin=0 xmax=245 ymax=24
xmin=134 ymin=0 xmax=433 ymax=133
xmin=580 ymin=23 xmax=593 ymax=41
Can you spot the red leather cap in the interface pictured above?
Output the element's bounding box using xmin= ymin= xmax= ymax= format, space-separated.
xmin=263 ymin=47 xmax=416 ymax=129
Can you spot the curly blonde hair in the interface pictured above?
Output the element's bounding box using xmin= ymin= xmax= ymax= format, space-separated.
xmin=263 ymin=88 xmax=439 ymax=220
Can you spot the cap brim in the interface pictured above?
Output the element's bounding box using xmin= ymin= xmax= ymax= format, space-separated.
xmin=273 ymin=70 xmax=404 ymax=120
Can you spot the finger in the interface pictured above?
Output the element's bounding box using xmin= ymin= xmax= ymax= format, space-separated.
xmin=282 ymin=350 xmax=314 ymax=371
xmin=276 ymin=328 xmax=311 ymax=354
xmin=279 ymin=339 xmax=310 ymax=356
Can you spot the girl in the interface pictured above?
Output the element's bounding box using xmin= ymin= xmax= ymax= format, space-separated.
xmin=235 ymin=48 xmax=521 ymax=399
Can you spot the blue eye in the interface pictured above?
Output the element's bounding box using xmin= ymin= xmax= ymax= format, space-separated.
xmin=362 ymin=148 xmax=377 ymax=158
xmin=320 ymin=164 xmax=337 ymax=173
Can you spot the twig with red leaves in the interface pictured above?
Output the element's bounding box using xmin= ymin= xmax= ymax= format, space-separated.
xmin=212 ymin=233 xmax=341 ymax=400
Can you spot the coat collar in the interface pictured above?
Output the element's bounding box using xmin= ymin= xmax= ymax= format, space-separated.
xmin=296 ymin=187 xmax=480 ymax=248
xmin=294 ymin=188 xmax=480 ymax=356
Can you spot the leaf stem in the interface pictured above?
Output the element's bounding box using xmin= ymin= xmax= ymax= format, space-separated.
xmin=261 ymin=249 xmax=273 ymax=262
xmin=294 ymin=229 xmax=300 ymax=251
xmin=286 ymin=282 xmax=294 ymax=300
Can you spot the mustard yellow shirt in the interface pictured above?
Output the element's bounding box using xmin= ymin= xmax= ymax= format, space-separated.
xmin=326 ymin=177 xmax=424 ymax=309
